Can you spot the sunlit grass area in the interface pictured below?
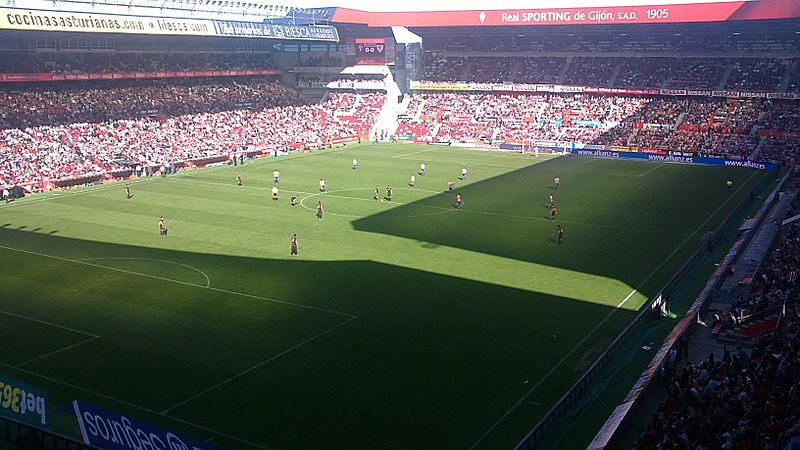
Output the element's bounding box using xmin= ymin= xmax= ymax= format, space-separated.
xmin=0 ymin=143 xmax=765 ymax=449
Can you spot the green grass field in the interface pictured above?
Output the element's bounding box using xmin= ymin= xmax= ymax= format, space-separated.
xmin=0 ymin=144 xmax=767 ymax=449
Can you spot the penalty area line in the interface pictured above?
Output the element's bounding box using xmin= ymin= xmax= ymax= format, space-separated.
xmin=162 ymin=314 xmax=358 ymax=414
xmin=0 ymin=310 xmax=98 ymax=338
xmin=0 ymin=245 xmax=356 ymax=318
xmin=16 ymin=336 xmax=100 ymax=368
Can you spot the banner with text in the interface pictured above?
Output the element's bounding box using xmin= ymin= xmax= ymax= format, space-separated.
xmin=0 ymin=373 xmax=48 ymax=428
xmin=333 ymin=0 xmax=800 ymax=27
xmin=215 ymin=21 xmax=339 ymax=41
xmin=572 ymin=148 xmax=777 ymax=170
xmin=409 ymin=80 xmax=800 ymax=99
xmin=0 ymin=8 xmax=339 ymax=41
xmin=0 ymin=8 xmax=216 ymax=36
xmin=72 ymin=401 xmax=221 ymax=450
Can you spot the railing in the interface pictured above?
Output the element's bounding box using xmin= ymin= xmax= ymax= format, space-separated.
xmin=514 ymin=167 xmax=778 ymax=450
xmin=0 ymin=415 xmax=96 ymax=450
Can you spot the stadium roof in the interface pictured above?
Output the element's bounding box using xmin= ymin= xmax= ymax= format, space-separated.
xmin=327 ymin=0 xmax=800 ymax=27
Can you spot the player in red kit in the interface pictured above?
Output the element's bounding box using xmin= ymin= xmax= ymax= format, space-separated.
xmin=316 ymin=201 xmax=324 ymax=219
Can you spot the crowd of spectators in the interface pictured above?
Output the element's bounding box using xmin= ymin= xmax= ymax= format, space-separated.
xmin=760 ymin=137 xmax=800 ymax=163
xmin=419 ymin=55 xmax=798 ymax=92
xmin=469 ymin=57 xmax=514 ymax=83
xmin=427 ymin=31 xmax=799 ymax=55
xmin=420 ymin=56 xmax=469 ymax=82
xmin=0 ymin=83 xmax=384 ymax=186
xmin=297 ymin=56 xmax=345 ymax=67
xmin=562 ymin=57 xmax=618 ymax=87
xmin=0 ymin=51 xmax=275 ymax=74
xmin=615 ymin=58 xmax=673 ymax=90
xmin=633 ymin=203 xmax=800 ymax=450
xmin=0 ymin=78 xmax=299 ymax=129
xmin=725 ymin=59 xmax=792 ymax=92
xmin=515 ymin=57 xmax=565 ymax=84
xmin=760 ymin=101 xmax=800 ymax=134
xmin=634 ymin=320 xmax=800 ymax=450
xmin=396 ymin=92 xmax=800 ymax=160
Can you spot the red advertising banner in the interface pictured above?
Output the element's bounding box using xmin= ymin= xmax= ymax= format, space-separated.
xmin=0 ymin=69 xmax=281 ymax=83
xmin=332 ymin=0 xmax=800 ymax=27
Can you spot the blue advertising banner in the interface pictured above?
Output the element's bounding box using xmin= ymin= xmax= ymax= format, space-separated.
xmin=72 ymin=401 xmax=222 ymax=450
xmin=571 ymin=148 xmax=777 ymax=170
xmin=0 ymin=373 xmax=48 ymax=428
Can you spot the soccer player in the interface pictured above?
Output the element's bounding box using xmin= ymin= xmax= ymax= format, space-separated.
xmin=557 ymin=225 xmax=564 ymax=245
xmin=272 ymin=185 xmax=279 ymax=201
xmin=125 ymin=184 xmax=132 ymax=199
xmin=419 ymin=163 xmax=426 ymax=176
xmin=236 ymin=174 xmax=242 ymax=187
xmin=550 ymin=205 xmax=558 ymax=221
xmin=319 ymin=179 xmax=326 ymax=193
xmin=548 ymin=194 xmax=554 ymax=209
xmin=554 ymin=176 xmax=560 ymax=189
xmin=158 ymin=216 xmax=167 ymax=236
xmin=290 ymin=233 xmax=299 ymax=256
xmin=447 ymin=180 xmax=454 ymax=195
xmin=316 ymin=201 xmax=324 ymax=219
xmin=374 ymin=185 xmax=380 ymax=201
xmin=386 ymin=185 xmax=393 ymax=201
xmin=455 ymin=193 xmax=463 ymax=209
xmin=290 ymin=194 xmax=298 ymax=207
xmin=273 ymin=170 xmax=280 ymax=183
xmin=726 ymin=179 xmax=734 ymax=191
xmin=409 ymin=174 xmax=416 ymax=189
xmin=459 ymin=167 xmax=468 ymax=181
xmin=353 ymin=158 xmax=358 ymax=170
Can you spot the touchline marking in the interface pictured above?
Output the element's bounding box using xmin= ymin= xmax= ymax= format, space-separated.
xmin=392 ymin=148 xmax=432 ymax=158
xmin=0 ymin=245 xmax=355 ymax=318
xmin=17 ymin=336 xmax=99 ymax=367
xmin=76 ymin=258 xmax=211 ymax=288
xmin=0 ymin=363 xmax=270 ymax=450
xmin=469 ymin=169 xmax=760 ymax=449
xmin=638 ymin=163 xmax=665 ymax=177
xmin=163 ymin=314 xmax=359 ymax=414
xmin=0 ymin=310 xmax=98 ymax=337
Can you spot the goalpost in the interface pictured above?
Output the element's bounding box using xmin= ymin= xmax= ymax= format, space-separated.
xmin=521 ymin=138 xmax=539 ymax=157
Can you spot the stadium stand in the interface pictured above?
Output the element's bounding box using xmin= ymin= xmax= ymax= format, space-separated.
xmin=0 ymin=83 xmax=384 ymax=186
xmin=393 ymin=92 xmax=800 ymax=160
xmin=724 ymin=58 xmax=792 ymax=92
xmin=634 ymin=215 xmax=800 ymax=450
xmin=0 ymin=50 xmax=276 ymax=74
xmin=0 ymin=78 xmax=301 ymax=129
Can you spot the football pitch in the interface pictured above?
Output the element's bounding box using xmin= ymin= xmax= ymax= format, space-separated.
xmin=0 ymin=144 xmax=767 ymax=449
